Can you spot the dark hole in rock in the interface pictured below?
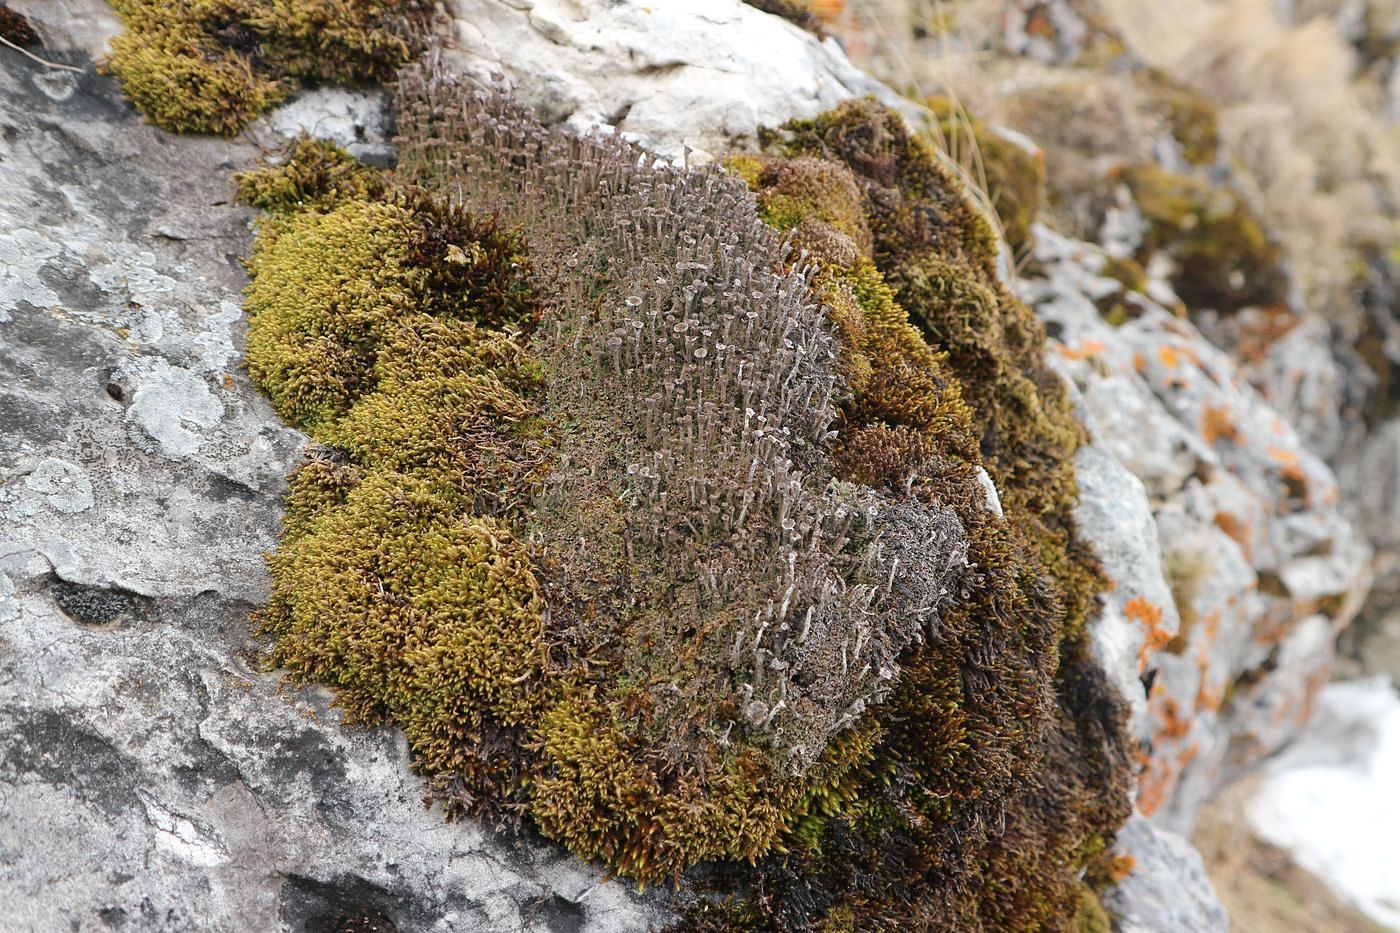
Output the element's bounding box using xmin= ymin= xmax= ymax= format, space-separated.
xmin=280 ymin=875 xmax=406 ymax=933
xmin=529 ymin=893 xmax=586 ymax=933
xmin=50 ymin=578 xmax=152 ymax=628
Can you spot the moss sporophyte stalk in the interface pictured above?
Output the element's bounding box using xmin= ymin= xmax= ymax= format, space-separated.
xmin=107 ymin=3 xmax=1134 ymax=917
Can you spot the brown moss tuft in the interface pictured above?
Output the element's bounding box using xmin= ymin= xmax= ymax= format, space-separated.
xmin=740 ymin=97 xmax=1131 ymax=930
xmin=925 ymin=95 xmax=1048 ymax=261
xmin=0 ymin=4 xmax=39 ymax=46
xmin=1124 ymin=163 xmax=1287 ymax=313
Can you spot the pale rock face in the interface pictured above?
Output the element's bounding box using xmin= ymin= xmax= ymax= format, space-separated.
xmin=1248 ymin=676 xmax=1400 ymax=931
xmin=1021 ymin=223 xmax=1370 ymax=836
xmin=1103 ymin=815 xmax=1230 ymax=933
xmin=7 ymin=0 xmax=120 ymax=57
xmin=0 ymin=43 xmax=659 ymax=933
xmin=442 ymin=0 xmax=903 ymax=161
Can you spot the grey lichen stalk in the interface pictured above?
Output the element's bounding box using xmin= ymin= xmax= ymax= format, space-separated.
xmin=395 ymin=66 xmax=970 ymax=775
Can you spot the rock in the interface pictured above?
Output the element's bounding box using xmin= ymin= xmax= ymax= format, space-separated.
xmin=1021 ymin=224 xmax=1369 ymax=834
xmin=442 ymin=0 xmax=904 ymax=161
xmin=0 ymin=44 xmax=661 ymax=933
xmin=7 ymin=0 xmax=119 ymax=58
xmin=1102 ymin=815 xmax=1230 ymax=933
xmin=1247 ymin=676 xmax=1400 ymax=931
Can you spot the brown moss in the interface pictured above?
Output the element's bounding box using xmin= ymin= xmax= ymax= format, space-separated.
xmin=740 ymin=99 xmax=1130 ymax=930
xmin=743 ymin=0 xmax=827 ymax=37
xmin=0 ymin=5 xmax=39 ymax=46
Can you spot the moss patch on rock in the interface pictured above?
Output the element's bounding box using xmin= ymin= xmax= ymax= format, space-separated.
xmin=1124 ymin=163 xmax=1287 ymax=313
xmin=240 ymin=78 xmax=1129 ymax=928
xmin=104 ymin=0 xmax=421 ymax=135
xmin=925 ymin=95 xmax=1048 ymax=263
xmin=737 ymin=98 xmax=1131 ymax=930
xmin=0 ymin=4 xmax=38 ymax=46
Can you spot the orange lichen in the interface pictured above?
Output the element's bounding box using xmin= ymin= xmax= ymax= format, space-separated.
xmin=1057 ymin=338 xmax=1107 ymax=361
xmin=1200 ymin=405 xmax=1240 ymax=445
xmin=1213 ymin=511 xmax=1252 ymax=560
xmin=1127 ymin=596 xmax=1173 ymax=672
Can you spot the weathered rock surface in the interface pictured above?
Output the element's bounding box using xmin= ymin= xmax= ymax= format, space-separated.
xmin=1102 ymin=815 xmax=1230 ymax=933
xmin=1022 ymin=225 xmax=1370 ymax=835
xmin=0 ymin=44 xmax=661 ymax=933
xmin=442 ymin=0 xmax=904 ymax=161
xmin=1247 ymin=676 xmax=1400 ymax=931
xmin=4 ymin=1 xmax=1373 ymax=929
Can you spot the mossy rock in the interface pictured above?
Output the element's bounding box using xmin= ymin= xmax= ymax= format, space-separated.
xmin=103 ymin=0 xmax=420 ymax=135
xmin=1124 ymin=163 xmax=1286 ymax=313
xmin=240 ymin=84 xmax=1131 ymax=929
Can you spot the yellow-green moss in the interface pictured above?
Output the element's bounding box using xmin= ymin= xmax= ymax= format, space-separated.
xmin=241 ymin=142 xmax=553 ymax=811
xmin=103 ymin=0 xmax=417 ymax=135
xmin=236 ymin=135 xmax=386 ymax=211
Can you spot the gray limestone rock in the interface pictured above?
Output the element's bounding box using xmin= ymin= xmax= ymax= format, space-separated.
xmin=1022 ymin=224 xmax=1370 ymax=838
xmin=1103 ymin=815 xmax=1230 ymax=933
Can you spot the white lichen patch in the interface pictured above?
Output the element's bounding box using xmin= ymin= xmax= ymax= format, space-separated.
xmin=0 ymin=229 xmax=61 ymax=322
xmin=23 ymin=458 xmax=95 ymax=514
xmin=125 ymin=359 xmax=225 ymax=460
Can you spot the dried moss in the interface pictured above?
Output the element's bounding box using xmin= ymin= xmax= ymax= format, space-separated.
xmin=103 ymin=0 xmax=420 ymax=135
xmin=743 ymin=0 xmax=827 ymax=37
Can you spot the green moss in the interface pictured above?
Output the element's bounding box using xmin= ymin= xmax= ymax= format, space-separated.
xmin=1124 ymin=163 xmax=1286 ymax=313
xmin=103 ymin=0 xmax=418 ymax=135
xmin=241 ymin=141 xmax=553 ymax=812
xmin=925 ymin=95 xmax=1048 ymax=260
xmin=236 ymin=135 xmax=386 ymax=211
xmin=1074 ymin=882 xmax=1113 ymax=933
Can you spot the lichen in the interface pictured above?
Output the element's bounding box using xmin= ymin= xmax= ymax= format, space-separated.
xmin=103 ymin=0 xmax=421 ymax=135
